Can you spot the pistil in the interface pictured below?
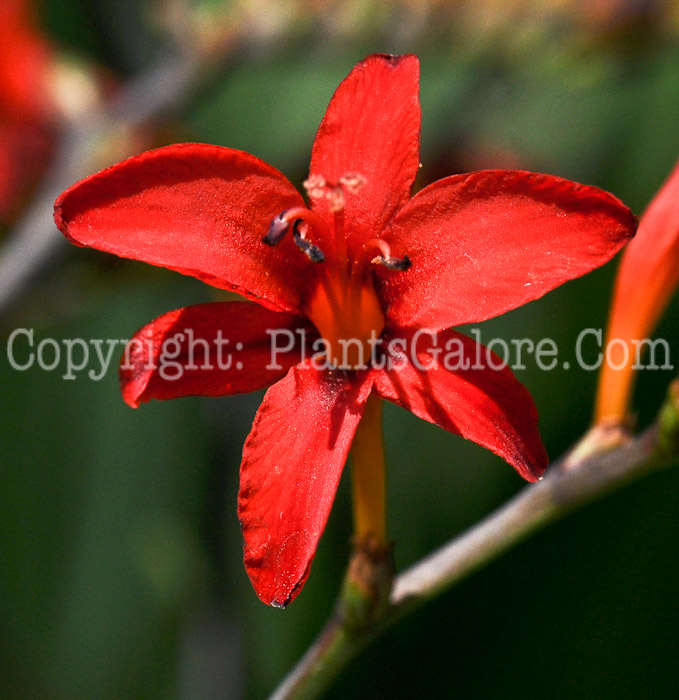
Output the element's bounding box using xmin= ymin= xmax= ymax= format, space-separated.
xmin=332 ymin=206 xmax=349 ymax=270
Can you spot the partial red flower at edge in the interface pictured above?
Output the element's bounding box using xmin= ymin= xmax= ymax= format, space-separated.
xmin=54 ymin=54 xmax=637 ymax=607
xmin=595 ymin=156 xmax=679 ymax=425
xmin=0 ymin=0 xmax=53 ymax=122
xmin=0 ymin=0 xmax=56 ymax=224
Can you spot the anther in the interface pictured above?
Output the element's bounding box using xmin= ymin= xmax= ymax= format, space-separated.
xmin=292 ymin=220 xmax=325 ymax=263
xmin=263 ymin=211 xmax=291 ymax=246
xmin=357 ymin=239 xmax=412 ymax=273
xmin=264 ymin=207 xmax=330 ymax=263
xmin=373 ymin=253 xmax=412 ymax=271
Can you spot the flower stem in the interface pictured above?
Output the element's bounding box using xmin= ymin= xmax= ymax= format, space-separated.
xmin=269 ymin=538 xmax=392 ymax=700
xmin=269 ymin=394 xmax=392 ymax=700
xmin=350 ymin=393 xmax=386 ymax=543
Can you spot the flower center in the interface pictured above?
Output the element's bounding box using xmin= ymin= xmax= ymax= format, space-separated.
xmin=305 ymin=257 xmax=385 ymax=370
xmin=263 ymin=175 xmax=410 ymax=370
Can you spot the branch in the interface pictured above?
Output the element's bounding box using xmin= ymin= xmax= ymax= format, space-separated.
xmin=269 ymin=381 xmax=679 ymax=700
xmin=390 ymin=423 xmax=655 ymax=611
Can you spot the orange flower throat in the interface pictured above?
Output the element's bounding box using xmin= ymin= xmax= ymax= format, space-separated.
xmin=263 ymin=175 xmax=410 ymax=369
xmin=305 ymin=258 xmax=386 ymax=370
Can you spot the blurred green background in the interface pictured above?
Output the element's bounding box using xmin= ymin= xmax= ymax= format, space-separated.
xmin=2 ymin=1 xmax=679 ymax=698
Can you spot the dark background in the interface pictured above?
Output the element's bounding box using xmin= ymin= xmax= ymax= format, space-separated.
xmin=2 ymin=2 xmax=679 ymax=698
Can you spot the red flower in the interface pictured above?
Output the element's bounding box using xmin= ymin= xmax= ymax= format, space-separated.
xmin=0 ymin=0 xmax=53 ymax=122
xmin=54 ymin=54 xmax=636 ymax=607
xmin=0 ymin=0 xmax=56 ymax=223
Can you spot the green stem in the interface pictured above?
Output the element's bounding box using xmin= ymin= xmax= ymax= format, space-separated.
xmin=268 ymin=620 xmax=356 ymax=700
xmin=269 ymin=538 xmax=392 ymax=700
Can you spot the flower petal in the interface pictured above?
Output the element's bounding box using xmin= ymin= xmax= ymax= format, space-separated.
xmin=309 ymin=54 xmax=421 ymax=255
xmin=120 ymin=302 xmax=306 ymax=407
xmin=239 ymin=363 xmax=372 ymax=607
xmin=54 ymin=144 xmax=309 ymax=313
xmin=378 ymin=170 xmax=637 ymax=331
xmin=372 ymin=328 xmax=547 ymax=481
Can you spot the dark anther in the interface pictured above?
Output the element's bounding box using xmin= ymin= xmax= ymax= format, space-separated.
xmin=292 ymin=220 xmax=325 ymax=263
xmin=263 ymin=210 xmax=290 ymax=246
xmin=380 ymin=254 xmax=412 ymax=271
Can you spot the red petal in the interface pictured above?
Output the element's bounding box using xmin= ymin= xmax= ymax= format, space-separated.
xmin=54 ymin=144 xmax=309 ymax=313
xmin=120 ymin=302 xmax=306 ymax=407
xmin=309 ymin=54 xmax=421 ymax=256
xmin=378 ymin=170 xmax=637 ymax=331
xmin=239 ymin=363 xmax=372 ymax=607
xmin=372 ymin=329 xmax=547 ymax=481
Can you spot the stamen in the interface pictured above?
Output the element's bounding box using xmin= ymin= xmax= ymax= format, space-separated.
xmin=292 ymin=220 xmax=325 ymax=263
xmin=263 ymin=207 xmax=330 ymax=264
xmin=263 ymin=210 xmax=291 ymax=246
xmin=373 ymin=253 xmax=412 ymax=271
xmin=353 ymin=238 xmax=412 ymax=280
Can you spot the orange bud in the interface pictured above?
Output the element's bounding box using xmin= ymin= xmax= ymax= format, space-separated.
xmin=595 ymin=158 xmax=679 ymax=425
